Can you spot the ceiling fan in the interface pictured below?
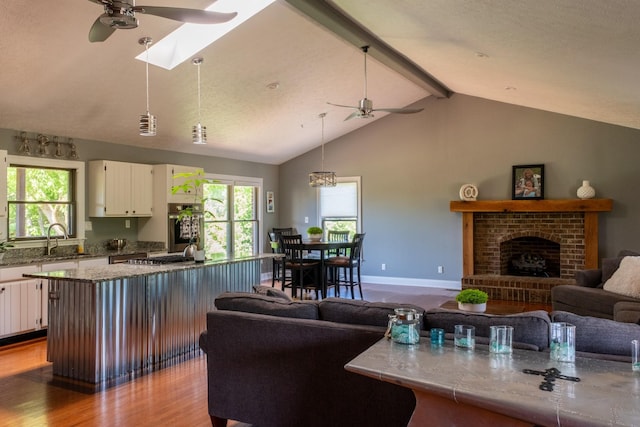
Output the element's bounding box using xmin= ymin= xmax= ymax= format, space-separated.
xmin=327 ymin=46 xmax=424 ymax=121
xmin=87 ymin=0 xmax=238 ymax=43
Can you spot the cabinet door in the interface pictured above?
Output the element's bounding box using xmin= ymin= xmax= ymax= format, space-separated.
xmin=104 ymin=161 xmax=132 ymax=216
xmin=0 ymin=279 xmax=39 ymax=336
xmin=131 ymin=163 xmax=153 ymax=216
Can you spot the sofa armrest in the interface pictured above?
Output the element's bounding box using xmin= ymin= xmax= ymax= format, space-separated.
xmin=575 ymin=269 xmax=602 ymax=287
xmin=614 ymin=301 xmax=640 ymax=323
xmin=198 ymin=330 xmax=208 ymax=353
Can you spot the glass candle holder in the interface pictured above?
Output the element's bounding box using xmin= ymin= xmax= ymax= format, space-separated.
xmin=550 ymin=322 xmax=576 ymax=363
xmin=454 ymin=324 xmax=475 ymax=350
xmin=632 ymin=339 xmax=640 ymax=372
xmin=490 ymin=325 xmax=513 ymax=354
xmin=430 ymin=328 xmax=444 ymax=347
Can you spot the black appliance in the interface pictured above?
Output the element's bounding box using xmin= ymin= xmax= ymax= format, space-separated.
xmin=167 ymin=203 xmax=204 ymax=254
xmin=128 ymin=254 xmax=193 ymax=265
xmin=108 ymin=252 xmax=148 ymax=264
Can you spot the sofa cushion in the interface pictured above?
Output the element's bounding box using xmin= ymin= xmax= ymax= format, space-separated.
xmin=252 ymin=284 xmax=292 ymax=301
xmin=215 ymin=292 xmax=319 ymax=319
xmin=551 ymin=311 xmax=640 ymax=356
xmin=603 ymin=256 xmax=640 ymax=298
xmin=425 ymin=308 xmax=551 ymax=350
xmin=319 ymin=298 xmax=426 ymax=328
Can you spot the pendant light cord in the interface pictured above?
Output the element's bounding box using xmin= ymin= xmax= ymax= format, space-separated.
xmin=145 ymin=41 xmax=150 ymax=114
xmin=320 ymin=113 xmax=326 ymax=170
xmin=197 ymin=60 xmax=202 ymax=124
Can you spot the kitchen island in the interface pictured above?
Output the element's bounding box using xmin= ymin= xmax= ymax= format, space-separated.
xmin=25 ymin=255 xmax=268 ymax=386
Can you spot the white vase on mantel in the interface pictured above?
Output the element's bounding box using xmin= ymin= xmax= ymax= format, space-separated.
xmin=577 ymin=180 xmax=596 ymax=199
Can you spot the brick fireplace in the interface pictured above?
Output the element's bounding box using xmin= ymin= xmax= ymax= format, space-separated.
xmin=450 ymin=199 xmax=613 ymax=304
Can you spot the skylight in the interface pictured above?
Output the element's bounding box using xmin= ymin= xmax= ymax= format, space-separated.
xmin=136 ymin=0 xmax=275 ymax=70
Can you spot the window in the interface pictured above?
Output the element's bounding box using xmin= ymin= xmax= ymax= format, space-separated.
xmin=202 ymin=174 xmax=261 ymax=260
xmin=319 ymin=177 xmax=361 ymax=239
xmin=6 ymin=156 xmax=85 ymax=244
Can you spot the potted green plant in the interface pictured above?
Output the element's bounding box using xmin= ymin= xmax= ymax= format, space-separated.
xmin=171 ymin=169 xmax=218 ymax=261
xmin=0 ymin=240 xmax=14 ymax=262
xmin=306 ymin=226 xmax=323 ymax=242
xmin=455 ymin=289 xmax=489 ymax=313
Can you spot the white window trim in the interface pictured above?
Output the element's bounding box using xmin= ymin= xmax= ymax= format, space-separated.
xmin=7 ymin=155 xmax=85 ymax=249
xmin=204 ymin=172 xmax=263 ymax=251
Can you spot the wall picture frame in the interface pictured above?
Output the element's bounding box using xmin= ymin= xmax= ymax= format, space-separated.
xmin=266 ymin=191 xmax=275 ymax=213
xmin=512 ymin=164 xmax=544 ymax=200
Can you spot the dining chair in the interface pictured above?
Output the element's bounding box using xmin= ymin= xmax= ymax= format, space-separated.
xmin=269 ymin=228 xmax=295 ymax=287
xmin=279 ymin=234 xmax=322 ymax=299
xmin=324 ymin=233 xmax=366 ymax=299
xmin=327 ymin=230 xmax=350 ymax=256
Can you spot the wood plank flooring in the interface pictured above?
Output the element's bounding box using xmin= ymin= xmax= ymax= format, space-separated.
xmin=0 ymin=283 xmax=549 ymax=427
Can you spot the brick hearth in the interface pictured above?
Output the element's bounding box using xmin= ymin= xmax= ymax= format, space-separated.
xmin=450 ymin=199 xmax=613 ymax=304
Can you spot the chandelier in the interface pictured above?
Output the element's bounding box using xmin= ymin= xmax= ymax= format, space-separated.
xmin=191 ymin=57 xmax=207 ymax=144
xmin=309 ymin=113 xmax=336 ymax=187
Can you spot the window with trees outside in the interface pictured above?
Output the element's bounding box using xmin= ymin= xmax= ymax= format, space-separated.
xmin=7 ymin=164 xmax=77 ymax=240
xmin=319 ymin=177 xmax=361 ymax=240
xmin=201 ymin=175 xmax=261 ymax=260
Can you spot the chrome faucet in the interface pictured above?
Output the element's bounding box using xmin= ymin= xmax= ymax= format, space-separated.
xmin=47 ymin=223 xmax=68 ymax=256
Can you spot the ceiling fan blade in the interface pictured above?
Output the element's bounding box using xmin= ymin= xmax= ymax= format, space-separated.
xmin=373 ymin=107 xmax=424 ymax=114
xmin=344 ymin=111 xmax=362 ymax=121
xmin=327 ymin=101 xmax=358 ymax=109
xmin=88 ymin=16 xmax=116 ymax=42
xmin=135 ymin=6 xmax=238 ymax=24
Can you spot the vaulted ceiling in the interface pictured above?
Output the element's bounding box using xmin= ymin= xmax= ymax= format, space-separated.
xmin=1 ymin=1 xmax=638 ymax=165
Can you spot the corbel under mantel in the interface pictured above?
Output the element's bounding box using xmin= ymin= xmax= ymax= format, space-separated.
xmin=450 ymin=199 xmax=613 ymax=276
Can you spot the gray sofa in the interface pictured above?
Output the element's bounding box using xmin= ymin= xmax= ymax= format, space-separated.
xmin=199 ymin=292 xmax=640 ymax=427
xmin=552 ymin=250 xmax=640 ymax=321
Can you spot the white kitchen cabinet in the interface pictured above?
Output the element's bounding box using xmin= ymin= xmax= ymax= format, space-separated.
xmin=0 ymin=150 xmax=6 ymax=221
xmin=88 ymin=160 xmax=153 ymax=217
xmin=0 ymin=279 xmax=40 ymax=337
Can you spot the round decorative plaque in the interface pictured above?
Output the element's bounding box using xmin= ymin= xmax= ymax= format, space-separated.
xmin=459 ymin=184 xmax=478 ymax=201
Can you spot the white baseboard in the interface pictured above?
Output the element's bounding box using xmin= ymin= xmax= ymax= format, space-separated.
xmin=262 ymin=272 xmax=461 ymax=291
xmin=361 ymin=275 xmax=461 ymax=290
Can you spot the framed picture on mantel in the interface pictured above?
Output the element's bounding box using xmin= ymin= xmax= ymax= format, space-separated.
xmin=512 ymin=164 xmax=544 ymax=200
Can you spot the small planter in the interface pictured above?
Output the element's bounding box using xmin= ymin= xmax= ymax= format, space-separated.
xmin=458 ymin=302 xmax=487 ymax=313
xmin=307 ymin=234 xmax=322 ymax=242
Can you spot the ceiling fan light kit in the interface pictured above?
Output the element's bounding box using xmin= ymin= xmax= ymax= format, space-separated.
xmin=191 ymin=57 xmax=207 ymax=145
xmin=309 ymin=113 xmax=336 ymax=188
xmin=327 ymin=45 xmax=424 ymax=121
xmin=139 ymin=36 xmax=157 ymax=136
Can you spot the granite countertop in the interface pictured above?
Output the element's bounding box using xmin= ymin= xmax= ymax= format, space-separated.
xmin=0 ymin=243 xmax=166 ymax=268
xmin=23 ymin=253 xmax=275 ymax=282
xmin=346 ymin=338 xmax=640 ymax=427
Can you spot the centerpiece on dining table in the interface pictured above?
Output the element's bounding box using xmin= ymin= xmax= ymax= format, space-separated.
xmin=306 ymin=226 xmax=323 ymax=242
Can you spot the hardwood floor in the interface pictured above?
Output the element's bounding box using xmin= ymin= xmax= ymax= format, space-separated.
xmin=0 ymin=283 xmax=550 ymax=426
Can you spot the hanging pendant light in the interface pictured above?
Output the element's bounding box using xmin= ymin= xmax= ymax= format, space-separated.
xmin=191 ymin=57 xmax=207 ymax=145
xmin=309 ymin=113 xmax=337 ymax=187
xmin=139 ymin=37 xmax=157 ymax=136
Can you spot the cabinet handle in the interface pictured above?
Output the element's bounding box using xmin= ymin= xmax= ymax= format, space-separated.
xmin=49 ymin=291 xmax=59 ymax=300
xmin=0 ymin=287 xmax=4 ymax=293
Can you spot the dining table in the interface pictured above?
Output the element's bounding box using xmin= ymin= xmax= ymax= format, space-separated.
xmin=293 ymin=239 xmax=353 ymax=298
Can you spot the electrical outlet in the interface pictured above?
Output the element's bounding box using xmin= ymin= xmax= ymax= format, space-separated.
xmin=381 ymin=263 xmax=386 ymax=271
xmin=125 ymin=219 xmax=131 ymax=229
xmin=85 ymin=221 xmax=93 ymax=231
xmin=438 ymin=265 xmax=444 ymax=274
xmin=304 ymin=217 xmax=309 ymax=224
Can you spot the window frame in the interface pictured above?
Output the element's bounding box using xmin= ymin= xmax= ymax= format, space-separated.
xmin=6 ymin=155 xmax=85 ymax=248
xmin=203 ymin=172 xmax=263 ymax=259
xmin=318 ymin=176 xmax=362 ymax=235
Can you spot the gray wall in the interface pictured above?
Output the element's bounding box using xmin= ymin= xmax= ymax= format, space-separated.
xmin=279 ymin=94 xmax=640 ymax=283
xmin=0 ymin=130 xmax=279 ymax=252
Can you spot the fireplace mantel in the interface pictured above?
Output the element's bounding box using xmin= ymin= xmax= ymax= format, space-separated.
xmin=450 ymin=199 xmax=613 ymax=276
xmin=450 ymin=199 xmax=613 ymax=213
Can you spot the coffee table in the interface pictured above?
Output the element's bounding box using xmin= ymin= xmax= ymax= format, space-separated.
xmin=439 ymin=300 xmax=525 ymax=315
